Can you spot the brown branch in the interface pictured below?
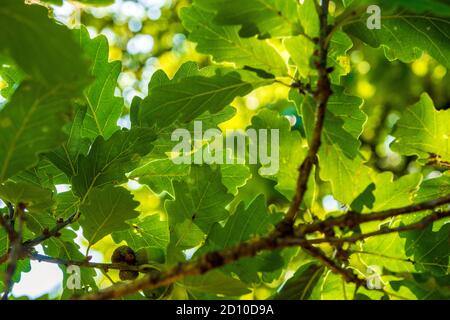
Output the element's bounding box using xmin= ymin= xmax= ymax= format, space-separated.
xmin=284 ymin=210 xmax=450 ymax=247
xmin=427 ymin=154 xmax=450 ymax=170
xmin=0 ymin=211 xmax=15 ymax=241
xmin=314 ymin=210 xmax=450 ymax=244
xmin=297 ymin=194 xmax=450 ymax=235
xmin=75 ymin=201 xmax=450 ymax=300
xmin=22 ymin=212 xmax=79 ymax=248
xmin=0 ymin=211 xmax=79 ymax=265
xmin=2 ymin=204 xmax=25 ymax=300
xmin=74 ymin=234 xmax=304 ymax=300
xmin=300 ymin=243 xmax=364 ymax=286
xmin=0 ymin=254 xmax=7 ymax=265
xmin=0 ymin=215 xmax=13 ymax=265
xmin=283 ymin=0 xmax=332 ymax=226
xmin=0 ymin=203 xmax=16 ymax=265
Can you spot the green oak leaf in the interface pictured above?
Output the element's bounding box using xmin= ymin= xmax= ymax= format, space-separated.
xmin=272 ymin=263 xmax=324 ymax=300
xmin=0 ymin=181 xmax=54 ymax=214
xmin=131 ymin=159 xmax=250 ymax=197
xmin=367 ymin=172 xmax=422 ymax=212
xmin=72 ymin=128 xmax=155 ymax=197
xmin=401 ymin=224 xmax=449 ymax=276
xmin=46 ymin=106 xmax=90 ymax=177
xmin=328 ymin=32 xmax=353 ymax=84
xmin=284 ymin=35 xmax=315 ymax=79
xmin=386 ymin=0 xmax=450 ymax=15
xmin=310 ymin=270 xmax=356 ymax=300
xmin=181 ymin=4 xmax=287 ymax=76
xmin=391 ymin=93 xmax=450 ymax=161
xmin=351 ymin=232 xmax=415 ymax=274
xmin=415 ymin=172 xmax=450 ymax=203
xmin=77 ymin=27 xmax=123 ymax=140
xmin=195 ymin=0 xmax=301 ymax=38
xmin=10 ymin=159 xmax=69 ymax=190
xmin=180 ymin=270 xmax=250 ymax=297
xmin=298 ymin=0 xmax=319 ymax=37
xmin=345 ymin=13 xmax=450 ymax=68
xmin=390 ymin=273 xmax=450 ymax=300
xmin=220 ymin=164 xmax=252 ymax=195
xmin=138 ymin=67 xmax=254 ymax=130
xmin=151 ymin=106 xmax=236 ymax=158
xmin=79 ymin=185 xmax=140 ymax=246
xmin=131 ymin=159 xmax=190 ymax=196
xmin=55 ymin=191 xmax=80 ymax=220
xmin=166 ymin=165 xmax=233 ymax=249
xmin=0 ymin=0 xmax=89 ymax=89
xmin=202 ymin=195 xmax=275 ymax=249
xmin=342 ymin=0 xmax=450 ymax=17
xmin=112 ymin=214 xmax=170 ymax=253
xmin=0 ymin=84 xmax=75 ymax=182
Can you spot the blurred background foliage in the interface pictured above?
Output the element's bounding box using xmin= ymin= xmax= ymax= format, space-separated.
xmin=0 ymin=0 xmax=448 ymax=298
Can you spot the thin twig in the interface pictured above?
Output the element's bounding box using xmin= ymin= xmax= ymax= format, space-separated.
xmin=288 ymin=210 xmax=450 ymax=245
xmin=22 ymin=212 xmax=79 ymax=248
xmin=30 ymin=253 xmax=142 ymax=272
xmin=301 ymin=243 xmax=365 ymax=286
xmin=317 ymin=210 xmax=450 ymax=244
xmin=297 ymin=194 xmax=450 ymax=235
xmin=0 ymin=212 xmax=80 ymax=264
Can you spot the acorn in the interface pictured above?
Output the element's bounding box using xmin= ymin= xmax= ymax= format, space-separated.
xmin=111 ymin=245 xmax=136 ymax=265
xmin=119 ymin=270 xmax=139 ymax=281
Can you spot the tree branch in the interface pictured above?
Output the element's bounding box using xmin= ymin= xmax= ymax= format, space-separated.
xmin=74 ymin=201 xmax=450 ymax=300
xmin=0 ymin=215 xmax=14 ymax=265
xmin=300 ymin=243 xmax=364 ymax=286
xmin=284 ymin=0 xmax=332 ymax=225
xmin=310 ymin=210 xmax=450 ymax=245
xmin=73 ymin=234 xmax=297 ymax=300
xmin=0 ymin=211 xmax=79 ymax=265
xmin=2 ymin=204 xmax=25 ymax=300
xmin=297 ymin=194 xmax=450 ymax=235
xmin=22 ymin=211 xmax=78 ymax=248
xmin=0 ymin=208 xmax=15 ymax=241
